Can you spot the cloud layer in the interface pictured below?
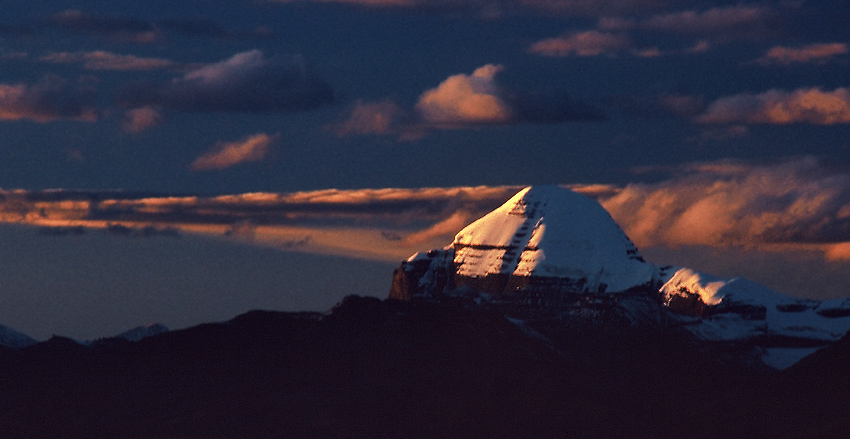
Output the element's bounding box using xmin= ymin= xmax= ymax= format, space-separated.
xmin=598 ymin=158 xmax=850 ymax=261
xmin=120 ymin=50 xmax=334 ymax=113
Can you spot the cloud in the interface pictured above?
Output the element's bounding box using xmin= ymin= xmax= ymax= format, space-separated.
xmin=606 ymin=93 xmax=706 ymax=119
xmin=639 ymin=4 xmax=772 ymax=37
xmin=753 ymin=43 xmax=849 ymax=65
xmin=333 ymin=99 xmax=411 ymax=136
xmin=697 ymin=87 xmax=850 ymax=125
xmin=123 ymin=106 xmax=163 ymax=133
xmin=0 ymin=76 xmax=97 ymax=123
xmin=529 ymin=30 xmax=631 ymax=57
xmin=268 ymin=0 xmax=675 ymax=17
xmin=412 ymin=64 xmax=603 ymax=128
xmin=190 ymin=133 xmax=279 ymax=171
xmin=119 ymin=50 xmax=334 ymax=113
xmin=47 ymin=10 xmax=162 ymax=43
xmin=598 ymin=158 xmax=850 ymax=261
xmin=416 ymin=64 xmax=513 ymax=126
xmin=41 ymin=51 xmax=177 ymax=71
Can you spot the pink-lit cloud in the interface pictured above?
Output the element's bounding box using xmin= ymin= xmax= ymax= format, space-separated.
xmin=347 ymin=64 xmax=606 ymax=131
xmin=0 ymin=77 xmax=97 ymax=123
xmin=597 ymin=158 xmax=850 ymax=262
xmin=416 ymin=64 xmax=513 ymax=126
xmin=119 ymin=50 xmax=333 ymax=113
xmin=529 ymin=30 xmax=631 ymax=57
xmin=122 ymin=106 xmax=163 ymax=133
xmin=190 ymin=133 xmax=278 ymax=171
xmin=41 ymin=51 xmax=177 ymax=71
xmin=334 ymin=99 xmax=409 ymax=136
xmin=640 ymin=4 xmax=771 ymax=36
xmin=753 ymin=43 xmax=849 ymax=65
xmin=697 ymin=87 xmax=850 ymax=125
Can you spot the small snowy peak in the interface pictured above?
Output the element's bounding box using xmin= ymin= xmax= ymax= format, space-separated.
xmin=0 ymin=324 xmax=37 ymax=349
xmin=113 ymin=323 xmax=169 ymax=342
xmin=453 ymin=185 xmax=655 ymax=293
xmin=659 ymin=266 xmax=850 ymax=368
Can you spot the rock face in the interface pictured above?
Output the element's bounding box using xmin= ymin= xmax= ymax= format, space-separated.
xmin=390 ymin=185 xmax=850 ymax=369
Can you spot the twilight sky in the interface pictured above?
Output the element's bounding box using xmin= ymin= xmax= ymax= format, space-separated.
xmin=1 ymin=0 xmax=850 ymax=339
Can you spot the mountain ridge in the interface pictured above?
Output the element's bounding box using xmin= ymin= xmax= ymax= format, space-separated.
xmin=390 ymin=185 xmax=850 ymax=368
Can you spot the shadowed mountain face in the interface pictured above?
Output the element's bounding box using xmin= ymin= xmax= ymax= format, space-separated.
xmin=1 ymin=296 xmax=850 ymax=439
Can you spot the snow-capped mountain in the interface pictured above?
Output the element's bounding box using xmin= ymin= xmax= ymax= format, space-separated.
xmin=0 ymin=324 xmax=37 ymax=349
xmin=390 ymin=185 xmax=850 ymax=368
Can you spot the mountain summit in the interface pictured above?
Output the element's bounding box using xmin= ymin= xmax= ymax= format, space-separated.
xmin=390 ymin=185 xmax=850 ymax=368
xmin=391 ymin=185 xmax=656 ymax=300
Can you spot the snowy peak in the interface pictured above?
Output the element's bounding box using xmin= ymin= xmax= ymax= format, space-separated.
xmin=660 ymin=267 xmax=850 ymax=369
xmin=452 ymin=185 xmax=655 ymax=293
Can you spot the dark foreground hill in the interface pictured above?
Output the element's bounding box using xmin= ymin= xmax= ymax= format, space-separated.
xmin=1 ymin=295 xmax=849 ymax=439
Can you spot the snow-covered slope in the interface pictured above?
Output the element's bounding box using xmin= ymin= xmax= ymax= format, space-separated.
xmin=452 ymin=185 xmax=656 ymax=294
xmin=660 ymin=267 xmax=850 ymax=368
xmin=0 ymin=324 xmax=37 ymax=349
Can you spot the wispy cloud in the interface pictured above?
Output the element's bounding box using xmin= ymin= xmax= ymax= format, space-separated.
xmin=119 ymin=50 xmax=334 ymax=113
xmin=697 ymin=87 xmax=850 ymax=125
xmin=191 ymin=133 xmax=279 ymax=171
xmin=333 ymin=99 xmax=413 ymax=137
xmin=753 ymin=43 xmax=849 ymax=65
xmin=46 ymin=10 xmax=162 ymax=43
xmin=599 ymin=157 xmax=850 ymax=261
xmin=0 ymin=76 xmax=97 ymax=123
xmin=122 ymin=106 xmax=163 ymax=133
xmin=529 ymin=30 xmax=631 ymax=57
xmin=638 ymin=4 xmax=772 ymax=37
xmin=40 ymin=51 xmax=178 ymax=71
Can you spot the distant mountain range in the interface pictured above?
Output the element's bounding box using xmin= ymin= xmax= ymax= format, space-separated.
xmin=3 ymin=185 xmax=850 ymax=438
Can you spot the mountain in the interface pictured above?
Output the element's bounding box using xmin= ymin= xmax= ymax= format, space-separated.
xmin=4 ymin=185 xmax=850 ymax=437
xmin=2 ymin=297 xmax=850 ymax=439
xmin=0 ymin=324 xmax=36 ymax=349
xmin=110 ymin=323 xmax=169 ymax=342
xmin=390 ymin=185 xmax=850 ymax=368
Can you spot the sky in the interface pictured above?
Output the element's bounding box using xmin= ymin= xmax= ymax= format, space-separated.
xmin=1 ymin=0 xmax=850 ymax=339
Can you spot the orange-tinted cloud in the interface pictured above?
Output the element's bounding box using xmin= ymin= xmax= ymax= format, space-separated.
xmin=0 ymin=77 xmax=97 ymax=123
xmin=123 ymin=106 xmax=163 ymax=133
xmin=825 ymin=242 xmax=850 ymax=262
xmin=697 ymin=87 xmax=850 ymax=125
xmin=529 ymin=30 xmax=631 ymax=57
xmin=41 ymin=51 xmax=177 ymax=71
xmin=754 ymin=43 xmax=849 ymax=65
xmin=598 ymin=158 xmax=850 ymax=259
xmin=416 ymin=64 xmax=513 ymax=126
xmin=190 ymin=133 xmax=278 ymax=171
xmin=641 ymin=4 xmax=770 ymax=36
xmin=333 ymin=99 xmax=412 ymax=137
xmin=341 ymin=64 xmax=604 ymax=133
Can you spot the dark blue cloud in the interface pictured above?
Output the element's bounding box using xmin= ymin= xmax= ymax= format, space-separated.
xmin=118 ymin=50 xmax=334 ymax=113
